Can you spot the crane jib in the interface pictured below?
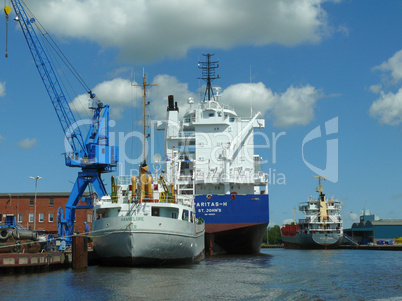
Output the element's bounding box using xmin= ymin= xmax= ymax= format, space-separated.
xmin=9 ymin=0 xmax=119 ymax=249
xmin=10 ymin=0 xmax=87 ymax=155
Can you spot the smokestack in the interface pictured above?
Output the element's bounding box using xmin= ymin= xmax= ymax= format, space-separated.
xmin=167 ymin=95 xmax=174 ymax=111
xmin=167 ymin=95 xmax=178 ymax=111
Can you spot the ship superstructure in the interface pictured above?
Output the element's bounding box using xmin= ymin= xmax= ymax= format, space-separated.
xmin=158 ymin=54 xmax=269 ymax=254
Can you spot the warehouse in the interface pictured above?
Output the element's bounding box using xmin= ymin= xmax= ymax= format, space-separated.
xmin=345 ymin=216 xmax=402 ymax=244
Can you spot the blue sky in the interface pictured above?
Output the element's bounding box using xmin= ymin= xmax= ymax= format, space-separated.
xmin=0 ymin=0 xmax=401 ymax=228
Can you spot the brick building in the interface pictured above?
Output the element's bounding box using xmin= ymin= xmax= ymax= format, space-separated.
xmin=0 ymin=192 xmax=93 ymax=235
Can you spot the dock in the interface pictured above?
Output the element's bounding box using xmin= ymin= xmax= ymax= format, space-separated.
xmin=0 ymin=252 xmax=71 ymax=274
xmin=339 ymin=245 xmax=402 ymax=251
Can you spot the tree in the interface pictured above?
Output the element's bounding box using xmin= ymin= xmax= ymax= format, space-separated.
xmin=263 ymin=225 xmax=282 ymax=245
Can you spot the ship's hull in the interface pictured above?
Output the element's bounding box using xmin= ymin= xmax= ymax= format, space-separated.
xmin=92 ymin=215 xmax=205 ymax=266
xmin=282 ymin=232 xmax=343 ymax=249
xmin=195 ymin=194 xmax=269 ymax=254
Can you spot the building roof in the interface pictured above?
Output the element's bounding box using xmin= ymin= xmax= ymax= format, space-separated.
xmin=0 ymin=192 xmax=94 ymax=197
xmin=368 ymin=220 xmax=402 ymax=226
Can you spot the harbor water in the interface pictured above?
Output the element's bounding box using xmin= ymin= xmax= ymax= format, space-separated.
xmin=1 ymin=248 xmax=401 ymax=300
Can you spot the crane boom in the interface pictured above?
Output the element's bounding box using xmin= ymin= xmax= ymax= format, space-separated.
xmin=8 ymin=0 xmax=119 ymax=248
xmin=10 ymin=0 xmax=86 ymax=156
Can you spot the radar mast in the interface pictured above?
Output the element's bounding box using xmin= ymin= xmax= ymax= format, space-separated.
xmin=198 ymin=53 xmax=219 ymax=102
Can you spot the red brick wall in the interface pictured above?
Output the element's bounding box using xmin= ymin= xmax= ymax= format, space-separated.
xmin=0 ymin=194 xmax=93 ymax=235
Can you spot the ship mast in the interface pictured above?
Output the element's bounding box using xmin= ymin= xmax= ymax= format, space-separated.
xmin=315 ymin=175 xmax=326 ymax=196
xmin=132 ymin=73 xmax=157 ymax=164
xmin=198 ymin=53 xmax=219 ymax=102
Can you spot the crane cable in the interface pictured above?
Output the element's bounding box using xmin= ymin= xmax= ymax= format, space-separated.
xmin=19 ymin=0 xmax=92 ymax=95
xmin=4 ymin=5 xmax=10 ymax=58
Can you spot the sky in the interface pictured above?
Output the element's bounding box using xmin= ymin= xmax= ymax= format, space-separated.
xmin=0 ymin=0 xmax=401 ymax=228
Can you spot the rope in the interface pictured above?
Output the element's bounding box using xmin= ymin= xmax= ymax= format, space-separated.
xmin=0 ymin=223 xmax=134 ymax=250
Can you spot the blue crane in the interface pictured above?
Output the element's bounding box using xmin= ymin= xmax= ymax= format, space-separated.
xmin=6 ymin=1 xmax=119 ymax=248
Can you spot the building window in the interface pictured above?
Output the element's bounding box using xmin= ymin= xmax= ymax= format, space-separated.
xmin=18 ymin=213 xmax=23 ymax=223
xmin=87 ymin=214 xmax=92 ymax=223
xmin=39 ymin=213 xmax=44 ymax=223
xmin=49 ymin=198 xmax=54 ymax=206
xmin=29 ymin=213 xmax=34 ymax=223
xmin=49 ymin=213 xmax=54 ymax=223
xmin=29 ymin=198 xmax=34 ymax=206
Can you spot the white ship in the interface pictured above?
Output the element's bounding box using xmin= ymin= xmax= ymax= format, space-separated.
xmin=157 ymin=54 xmax=269 ymax=255
xmin=281 ymin=176 xmax=343 ymax=249
xmin=92 ymin=74 xmax=205 ymax=266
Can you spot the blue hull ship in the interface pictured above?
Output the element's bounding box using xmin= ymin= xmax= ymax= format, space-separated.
xmin=158 ymin=54 xmax=269 ymax=254
xmin=195 ymin=194 xmax=269 ymax=254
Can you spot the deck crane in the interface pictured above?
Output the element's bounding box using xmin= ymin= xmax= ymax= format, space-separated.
xmin=6 ymin=1 xmax=119 ymax=248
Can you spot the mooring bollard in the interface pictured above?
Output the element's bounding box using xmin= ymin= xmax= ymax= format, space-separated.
xmin=72 ymin=236 xmax=88 ymax=269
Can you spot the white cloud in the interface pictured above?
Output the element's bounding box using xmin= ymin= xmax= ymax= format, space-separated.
xmin=349 ymin=212 xmax=359 ymax=222
xmin=370 ymin=50 xmax=402 ymax=125
xmin=374 ymin=49 xmax=402 ymax=82
xmin=69 ymin=75 xmax=320 ymax=127
xmin=26 ymin=0 xmax=334 ymax=63
xmin=221 ymin=82 xmax=276 ymax=117
xmin=273 ymin=85 xmax=320 ymax=127
xmin=369 ymin=84 xmax=382 ymax=94
xmin=0 ymin=81 xmax=5 ymax=97
xmin=70 ymin=78 xmax=136 ymax=119
xmin=221 ymin=83 xmax=320 ymax=127
xmin=17 ymin=138 xmax=37 ymax=149
xmin=149 ymin=74 xmax=197 ymax=120
xmin=282 ymin=218 xmax=295 ymax=226
xmin=369 ymin=88 xmax=402 ymax=125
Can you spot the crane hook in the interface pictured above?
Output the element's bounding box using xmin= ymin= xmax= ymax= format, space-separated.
xmin=4 ymin=6 xmax=11 ymax=58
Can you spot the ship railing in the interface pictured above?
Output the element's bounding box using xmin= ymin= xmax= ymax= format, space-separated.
xmin=116 ymin=175 xmax=132 ymax=185
xmin=176 ymin=195 xmax=194 ymax=207
xmin=200 ymin=101 xmax=236 ymax=112
xmin=253 ymin=172 xmax=268 ymax=184
xmin=194 ymin=170 xmax=267 ymax=184
xmin=177 ymin=130 xmax=195 ymax=138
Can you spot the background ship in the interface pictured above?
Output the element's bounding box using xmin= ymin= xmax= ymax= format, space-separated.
xmin=281 ymin=176 xmax=343 ymax=249
xmin=158 ymin=54 xmax=269 ymax=255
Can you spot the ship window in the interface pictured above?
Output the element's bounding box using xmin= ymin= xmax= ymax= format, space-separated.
xmin=152 ymin=207 xmax=160 ymax=217
xmin=182 ymin=210 xmax=189 ymax=221
xmin=230 ymin=117 xmax=235 ymax=122
xmin=209 ymin=113 xmax=215 ymax=117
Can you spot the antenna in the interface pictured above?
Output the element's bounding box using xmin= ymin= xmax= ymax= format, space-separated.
xmin=250 ymin=64 xmax=253 ymax=117
xmin=198 ymin=53 xmax=219 ymax=102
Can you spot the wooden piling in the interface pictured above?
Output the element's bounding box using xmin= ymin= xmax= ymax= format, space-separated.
xmin=72 ymin=236 xmax=88 ymax=269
